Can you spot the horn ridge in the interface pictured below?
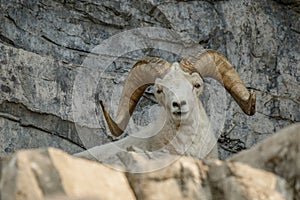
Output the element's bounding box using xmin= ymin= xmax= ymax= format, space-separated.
xmin=180 ymin=50 xmax=256 ymax=116
xmin=100 ymin=57 xmax=171 ymax=137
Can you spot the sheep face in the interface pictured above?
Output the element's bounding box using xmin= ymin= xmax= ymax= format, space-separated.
xmin=154 ymin=62 xmax=204 ymax=124
xmin=97 ymin=51 xmax=255 ymax=137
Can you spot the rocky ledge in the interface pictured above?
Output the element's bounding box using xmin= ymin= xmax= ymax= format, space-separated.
xmin=0 ymin=123 xmax=299 ymax=200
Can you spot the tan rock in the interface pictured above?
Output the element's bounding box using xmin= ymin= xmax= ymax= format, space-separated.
xmin=127 ymin=157 xmax=210 ymax=200
xmin=206 ymin=160 xmax=292 ymax=200
xmin=1 ymin=122 xmax=299 ymax=200
xmin=127 ymin=156 xmax=291 ymax=200
xmin=0 ymin=148 xmax=136 ymax=200
xmin=229 ymin=123 xmax=300 ymax=199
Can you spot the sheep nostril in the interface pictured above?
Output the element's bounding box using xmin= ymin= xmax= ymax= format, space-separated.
xmin=172 ymin=101 xmax=187 ymax=108
xmin=172 ymin=102 xmax=179 ymax=108
xmin=181 ymin=100 xmax=187 ymax=106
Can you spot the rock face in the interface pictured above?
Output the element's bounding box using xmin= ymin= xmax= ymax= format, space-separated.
xmin=0 ymin=148 xmax=292 ymax=200
xmin=229 ymin=123 xmax=300 ymax=199
xmin=0 ymin=148 xmax=135 ymax=200
xmin=0 ymin=0 xmax=299 ymax=158
xmin=0 ymin=1 xmax=299 ymax=199
xmin=0 ymin=124 xmax=299 ymax=199
xmin=127 ymin=159 xmax=291 ymax=200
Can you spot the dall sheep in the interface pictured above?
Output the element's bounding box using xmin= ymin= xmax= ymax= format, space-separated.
xmin=75 ymin=50 xmax=256 ymax=161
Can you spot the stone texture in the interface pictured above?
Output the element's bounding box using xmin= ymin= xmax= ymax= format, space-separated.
xmin=76 ymin=124 xmax=298 ymax=199
xmin=0 ymin=116 xmax=82 ymax=157
xmin=0 ymin=0 xmax=299 ymax=158
xmin=0 ymin=147 xmax=293 ymax=200
xmin=229 ymin=122 xmax=300 ymax=199
xmin=127 ymin=158 xmax=291 ymax=200
xmin=0 ymin=148 xmax=136 ymax=200
xmin=0 ymin=1 xmax=299 ymax=199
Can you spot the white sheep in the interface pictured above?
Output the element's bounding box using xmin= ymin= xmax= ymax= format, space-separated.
xmin=75 ymin=50 xmax=256 ymax=161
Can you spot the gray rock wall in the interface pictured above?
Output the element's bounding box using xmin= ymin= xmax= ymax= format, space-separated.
xmin=0 ymin=0 xmax=299 ymax=158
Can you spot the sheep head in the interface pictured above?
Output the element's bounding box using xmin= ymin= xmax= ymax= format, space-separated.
xmin=100 ymin=50 xmax=256 ymax=137
xmin=154 ymin=62 xmax=204 ymax=125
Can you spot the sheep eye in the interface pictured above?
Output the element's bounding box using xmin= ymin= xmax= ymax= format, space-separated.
xmin=194 ymin=83 xmax=201 ymax=89
xmin=156 ymin=89 xmax=163 ymax=94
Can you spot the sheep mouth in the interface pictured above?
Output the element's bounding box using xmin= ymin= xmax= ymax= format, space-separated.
xmin=172 ymin=111 xmax=188 ymax=117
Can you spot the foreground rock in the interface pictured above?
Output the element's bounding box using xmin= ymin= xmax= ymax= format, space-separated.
xmin=1 ymin=124 xmax=299 ymax=199
xmin=230 ymin=123 xmax=300 ymax=199
xmin=127 ymin=157 xmax=290 ymax=200
xmin=0 ymin=148 xmax=291 ymax=200
xmin=0 ymin=148 xmax=135 ymax=200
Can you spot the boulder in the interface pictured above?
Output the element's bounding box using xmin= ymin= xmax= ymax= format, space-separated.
xmin=0 ymin=148 xmax=135 ymax=200
xmin=127 ymin=157 xmax=291 ymax=200
xmin=0 ymin=146 xmax=293 ymax=200
xmin=229 ymin=123 xmax=300 ymax=199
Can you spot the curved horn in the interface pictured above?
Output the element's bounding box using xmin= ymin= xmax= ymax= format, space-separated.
xmin=180 ymin=50 xmax=255 ymax=115
xmin=100 ymin=58 xmax=171 ymax=137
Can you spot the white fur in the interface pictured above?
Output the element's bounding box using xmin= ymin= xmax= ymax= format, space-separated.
xmin=75 ymin=63 xmax=218 ymax=161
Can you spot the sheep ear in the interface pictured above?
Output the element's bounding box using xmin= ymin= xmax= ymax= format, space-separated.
xmin=190 ymin=72 xmax=202 ymax=80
